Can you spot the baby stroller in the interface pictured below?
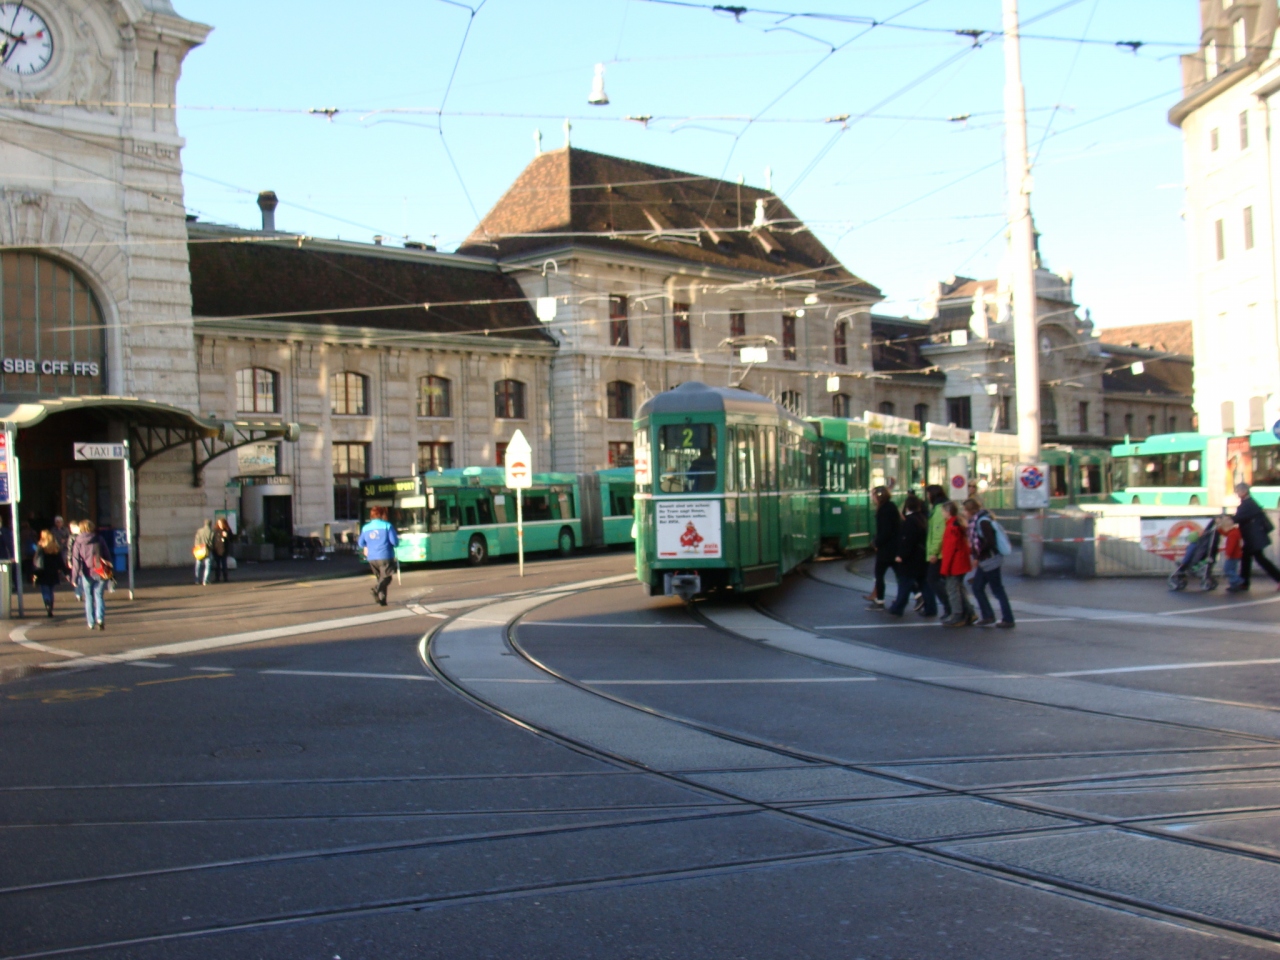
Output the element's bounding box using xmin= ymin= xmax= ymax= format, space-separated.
xmin=1167 ymin=525 xmax=1221 ymax=592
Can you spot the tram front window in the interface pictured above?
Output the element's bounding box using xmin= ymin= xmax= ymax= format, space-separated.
xmin=658 ymin=424 xmax=718 ymax=493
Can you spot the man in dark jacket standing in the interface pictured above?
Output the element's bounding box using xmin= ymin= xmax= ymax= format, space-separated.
xmin=1231 ymin=483 xmax=1280 ymax=592
xmin=867 ymin=486 xmax=900 ymax=609
xmin=887 ymin=494 xmax=935 ymax=617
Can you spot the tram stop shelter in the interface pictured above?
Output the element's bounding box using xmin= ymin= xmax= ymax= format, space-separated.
xmin=0 ymin=396 xmax=299 ymax=572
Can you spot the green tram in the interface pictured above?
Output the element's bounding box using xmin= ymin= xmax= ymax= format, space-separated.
xmin=359 ymin=466 xmax=635 ymax=566
xmin=634 ymin=382 xmax=821 ymax=599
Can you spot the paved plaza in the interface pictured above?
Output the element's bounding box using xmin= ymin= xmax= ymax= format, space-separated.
xmin=3 ymin=553 xmax=1280 ymax=957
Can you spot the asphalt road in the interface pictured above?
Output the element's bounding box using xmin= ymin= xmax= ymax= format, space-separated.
xmin=5 ymin=551 xmax=1280 ymax=957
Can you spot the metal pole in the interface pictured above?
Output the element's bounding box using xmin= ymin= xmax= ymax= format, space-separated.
xmin=516 ymin=488 xmax=524 ymax=577
xmin=123 ymin=445 xmax=135 ymax=601
xmin=9 ymin=426 xmax=22 ymax=618
xmin=1003 ymin=0 xmax=1043 ymax=576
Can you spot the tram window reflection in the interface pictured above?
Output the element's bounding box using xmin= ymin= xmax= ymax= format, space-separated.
xmin=659 ymin=424 xmax=718 ymax=492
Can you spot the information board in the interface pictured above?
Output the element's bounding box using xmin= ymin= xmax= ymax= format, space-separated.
xmin=1014 ymin=462 xmax=1050 ymax=509
xmin=655 ymin=500 xmax=722 ymax=559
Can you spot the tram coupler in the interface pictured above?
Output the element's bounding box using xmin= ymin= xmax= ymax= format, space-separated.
xmin=663 ymin=573 xmax=701 ymax=602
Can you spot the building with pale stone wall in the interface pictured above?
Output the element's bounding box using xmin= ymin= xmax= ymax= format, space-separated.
xmin=1170 ymin=1 xmax=1280 ymax=438
xmin=0 ymin=0 xmax=289 ymax=568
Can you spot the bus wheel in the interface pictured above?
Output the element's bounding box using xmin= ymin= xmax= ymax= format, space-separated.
xmin=557 ymin=527 xmax=575 ymax=556
xmin=467 ymin=535 xmax=488 ymax=565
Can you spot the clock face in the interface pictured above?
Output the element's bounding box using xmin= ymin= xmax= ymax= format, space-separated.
xmin=0 ymin=4 xmax=54 ymax=77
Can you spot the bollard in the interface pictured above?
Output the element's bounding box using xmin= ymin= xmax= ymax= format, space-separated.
xmin=0 ymin=561 xmax=11 ymax=619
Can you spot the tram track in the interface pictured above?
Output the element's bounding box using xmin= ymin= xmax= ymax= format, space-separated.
xmin=420 ymin=581 xmax=1280 ymax=950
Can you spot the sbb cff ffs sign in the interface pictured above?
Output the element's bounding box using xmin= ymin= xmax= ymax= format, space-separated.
xmin=3 ymin=358 xmax=100 ymax=376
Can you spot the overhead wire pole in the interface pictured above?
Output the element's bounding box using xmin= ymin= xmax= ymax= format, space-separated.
xmin=1003 ymin=0 xmax=1043 ymax=576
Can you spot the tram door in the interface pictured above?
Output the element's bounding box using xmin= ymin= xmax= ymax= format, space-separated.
xmin=735 ymin=427 xmax=759 ymax=568
xmin=757 ymin=426 xmax=780 ymax=565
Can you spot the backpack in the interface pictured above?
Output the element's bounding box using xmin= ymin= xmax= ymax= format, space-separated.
xmin=984 ymin=515 xmax=1013 ymax=556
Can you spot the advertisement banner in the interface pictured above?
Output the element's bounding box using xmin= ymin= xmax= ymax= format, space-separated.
xmin=1140 ymin=517 xmax=1208 ymax=561
xmin=1227 ymin=436 xmax=1252 ymax=495
xmin=656 ymin=499 xmax=721 ymax=559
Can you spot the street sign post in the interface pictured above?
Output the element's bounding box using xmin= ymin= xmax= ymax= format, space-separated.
xmin=74 ymin=440 xmax=134 ymax=599
xmin=0 ymin=427 xmax=21 ymax=616
xmin=503 ymin=429 xmax=533 ymax=577
xmin=1014 ymin=462 xmax=1050 ymax=510
xmin=946 ymin=455 xmax=969 ymax=502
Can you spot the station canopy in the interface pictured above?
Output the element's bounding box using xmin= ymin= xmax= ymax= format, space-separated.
xmin=0 ymin=395 xmax=301 ymax=484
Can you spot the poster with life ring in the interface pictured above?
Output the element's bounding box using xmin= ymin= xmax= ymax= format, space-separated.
xmin=656 ymin=500 xmax=721 ymax=559
xmin=1140 ymin=517 xmax=1207 ymax=561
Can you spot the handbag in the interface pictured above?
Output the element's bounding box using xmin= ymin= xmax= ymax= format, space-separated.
xmin=193 ymin=544 xmax=209 ymax=561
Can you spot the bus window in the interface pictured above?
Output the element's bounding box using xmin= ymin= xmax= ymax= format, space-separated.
xmin=659 ymin=424 xmax=718 ymax=493
xmin=910 ymin=446 xmax=923 ymax=488
xmin=476 ymin=498 xmax=494 ymax=525
xmin=870 ymin=443 xmax=886 ymax=489
xmin=725 ymin=427 xmax=736 ymax=493
xmin=609 ymin=487 xmax=634 ymax=515
xmin=393 ymin=496 xmax=428 ymax=534
xmin=1257 ymin=447 xmax=1280 ymax=485
xmin=491 ymin=492 xmax=508 ymax=523
xmin=429 ymin=495 xmax=459 ymax=532
xmin=555 ymin=488 xmax=573 ymax=519
xmin=524 ymin=491 xmax=554 ymax=521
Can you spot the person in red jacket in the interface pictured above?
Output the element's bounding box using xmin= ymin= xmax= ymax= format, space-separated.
xmin=940 ymin=502 xmax=976 ymax=627
xmin=1220 ymin=515 xmax=1243 ymax=590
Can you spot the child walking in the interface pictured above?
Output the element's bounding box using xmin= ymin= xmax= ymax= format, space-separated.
xmin=940 ymin=501 xmax=976 ymax=627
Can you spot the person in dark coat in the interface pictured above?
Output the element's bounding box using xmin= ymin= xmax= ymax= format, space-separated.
xmin=887 ymin=493 xmax=935 ymax=617
xmin=1231 ymin=483 xmax=1280 ymax=592
xmin=867 ymin=486 xmax=900 ymax=608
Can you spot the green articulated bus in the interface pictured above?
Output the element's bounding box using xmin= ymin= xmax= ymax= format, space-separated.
xmin=1110 ymin=433 xmax=1211 ymax=505
xmin=634 ymin=382 xmax=821 ymax=599
xmin=359 ymin=466 xmax=634 ymax=566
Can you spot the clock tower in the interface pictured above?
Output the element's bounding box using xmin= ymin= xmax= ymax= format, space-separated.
xmin=0 ymin=0 xmax=210 ymax=409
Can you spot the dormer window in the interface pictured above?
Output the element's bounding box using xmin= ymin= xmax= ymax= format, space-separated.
xmin=1205 ymin=39 xmax=1219 ymax=80
xmin=1232 ymin=17 xmax=1246 ymax=62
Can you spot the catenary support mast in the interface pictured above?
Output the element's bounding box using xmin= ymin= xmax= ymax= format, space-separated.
xmin=1003 ymin=0 xmax=1043 ymax=576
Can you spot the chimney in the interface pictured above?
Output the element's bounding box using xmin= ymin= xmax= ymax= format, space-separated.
xmin=257 ymin=190 xmax=279 ymax=232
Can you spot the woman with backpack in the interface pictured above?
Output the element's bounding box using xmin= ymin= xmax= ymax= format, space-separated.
xmin=70 ymin=519 xmax=111 ymax=631
xmin=866 ymin=486 xmax=901 ymax=609
xmin=963 ymin=498 xmax=1014 ymax=629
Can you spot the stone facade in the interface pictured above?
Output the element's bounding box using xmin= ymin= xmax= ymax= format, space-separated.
xmin=1170 ymin=1 xmax=1280 ymax=436
xmin=0 ymin=0 xmax=213 ymax=566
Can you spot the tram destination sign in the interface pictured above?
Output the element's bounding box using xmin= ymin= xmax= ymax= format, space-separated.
xmin=74 ymin=442 xmax=127 ymax=461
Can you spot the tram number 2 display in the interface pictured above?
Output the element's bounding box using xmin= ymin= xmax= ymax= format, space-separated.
xmin=656 ymin=499 xmax=721 ymax=559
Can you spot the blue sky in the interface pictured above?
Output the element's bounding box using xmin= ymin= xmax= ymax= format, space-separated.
xmin=174 ymin=1 xmax=1200 ymax=327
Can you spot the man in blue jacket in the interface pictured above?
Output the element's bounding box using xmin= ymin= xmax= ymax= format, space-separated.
xmin=357 ymin=506 xmax=399 ymax=606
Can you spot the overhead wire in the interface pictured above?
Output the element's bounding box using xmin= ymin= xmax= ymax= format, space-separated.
xmin=435 ymin=0 xmax=488 ymax=223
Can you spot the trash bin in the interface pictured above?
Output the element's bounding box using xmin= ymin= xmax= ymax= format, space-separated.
xmin=112 ymin=529 xmax=129 ymax=578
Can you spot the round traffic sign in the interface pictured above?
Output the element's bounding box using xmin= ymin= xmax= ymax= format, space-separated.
xmin=1019 ymin=465 xmax=1044 ymax=489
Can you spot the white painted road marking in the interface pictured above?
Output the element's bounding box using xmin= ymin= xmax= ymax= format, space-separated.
xmin=583 ymin=677 xmax=877 ymax=685
xmin=523 ymin=621 xmax=707 ymax=629
xmin=1049 ymin=657 xmax=1280 ymax=678
xmin=260 ymin=669 xmax=434 ymax=681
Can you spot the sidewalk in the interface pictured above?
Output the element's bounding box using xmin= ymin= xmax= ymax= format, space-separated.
xmin=125 ymin=554 xmax=366 ymax=588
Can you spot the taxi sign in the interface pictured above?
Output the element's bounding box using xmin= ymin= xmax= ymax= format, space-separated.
xmin=503 ymin=429 xmax=533 ymax=489
xmin=74 ymin=442 xmax=127 ymax=461
xmin=1015 ymin=462 xmax=1050 ymax=509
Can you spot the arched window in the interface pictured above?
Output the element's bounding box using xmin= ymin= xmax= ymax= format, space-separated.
xmin=236 ymin=367 xmax=279 ymax=413
xmin=418 ymin=375 xmax=451 ymax=418
xmin=780 ymin=390 xmax=803 ymax=415
xmin=606 ymin=380 xmax=634 ymax=420
xmin=832 ymin=393 xmax=851 ymax=418
xmin=330 ymin=371 xmax=368 ymax=416
xmin=878 ymin=401 xmax=895 ymax=416
xmin=494 ymin=379 xmax=526 ymax=419
xmin=0 ymin=251 xmax=105 ymax=396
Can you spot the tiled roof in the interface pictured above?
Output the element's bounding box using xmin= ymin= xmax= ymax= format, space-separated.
xmin=188 ymin=229 xmax=548 ymax=342
xmin=459 ymin=147 xmax=879 ymax=298
xmin=1098 ymin=321 xmax=1193 ymax=358
xmin=1102 ymin=346 xmax=1193 ymax=398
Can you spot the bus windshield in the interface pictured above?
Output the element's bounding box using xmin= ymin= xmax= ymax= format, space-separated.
xmin=658 ymin=424 xmax=717 ymax=493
